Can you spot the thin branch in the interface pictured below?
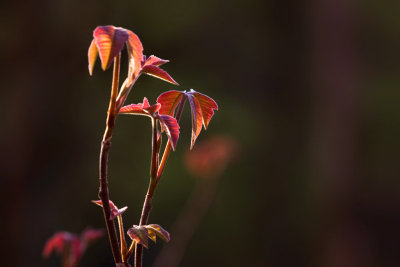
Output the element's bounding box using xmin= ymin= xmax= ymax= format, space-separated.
xmin=99 ymin=54 xmax=122 ymax=264
xmin=134 ymin=117 xmax=159 ymax=267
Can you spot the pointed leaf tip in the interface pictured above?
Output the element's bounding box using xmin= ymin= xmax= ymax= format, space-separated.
xmin=144 ymin=55 xmax=169 ymax=67
xmin=141 ymin=65 xmax=179 ymax=85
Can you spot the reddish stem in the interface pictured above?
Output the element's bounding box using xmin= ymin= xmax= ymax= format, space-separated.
xmin=98 ymin=54 xmax=123 ymax=264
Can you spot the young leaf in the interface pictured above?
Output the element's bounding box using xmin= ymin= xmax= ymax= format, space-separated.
xmin=93 ymin=26 xmax=129 ymax=71
xmin=143 ymin=55 xmax=169 ymax=67
xmin=119 ymin=97 xmax=161 ymax=117
xmin=145 ymin=224 xmax=170 ymax=243
xmin=126 ymin=30 xmax=144 ymax=81
xmin=88 ymin=39 xmax=98 ymax=76
xmin=157 ymin=90 xmax=184 ymax=116
xmin=157 ymin=115 xmax=180 ymax=151
xmin=92 ymin=200 xmax=128 ymax=220
xmin=186 ymin=93 xmax=202 ymax=149
xmin=186 ymin=90 xmax=218 ymax=149
xmin=127 ymin=225 xmax=149 ymax=248
xmin=141 ymin=65 xmax=179 ymax=85
xmin=190 ymin=90 xmax=218 ymax=129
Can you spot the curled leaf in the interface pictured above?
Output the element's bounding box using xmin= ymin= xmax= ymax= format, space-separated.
xmin=92 ymin=200 xmax=127 ymax=220
xmin=145 ymin=224 xmax=170 ymax=243
xmin=127 ymin=225 xmax=149 ymax=248
xmin=157 ymin=115 xmax=180 ymax=151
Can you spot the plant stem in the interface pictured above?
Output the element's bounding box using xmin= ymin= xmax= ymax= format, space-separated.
xmin=98 ymin=54 xmax=122 ymax=264
xmin=134 ymin=97 xmax=187 ymax=267
xmin=134 ymin=118 xmax=159 ymax=267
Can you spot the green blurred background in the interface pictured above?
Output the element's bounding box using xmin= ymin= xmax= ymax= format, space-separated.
xmin=1 ymin=0 xmax=400 ymax=266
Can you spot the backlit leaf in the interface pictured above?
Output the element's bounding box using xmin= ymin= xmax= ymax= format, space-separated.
xmin=88 ymin=39 xmax=98 ymax=75
xmin=143 ymin=55 xmax=169 ymax=67
xmin=127 ymin=225 xmax=149 ymax=248
xmin=191 ymin=90 xmax=218 ymax=129
xmin=145 ymin=224 xmax=170 ymax=243
xmin=119 ymin=97 xmax=161 ymax=117
xmin=93 ymin=26 xmax=129 ymax=70
xmin=157 ymin=115 xmax=180 ymax=151
xmin=157 ymin=90 xmax=184 ymax=116
xmin=187 ymin=93 xmax=202 ymax=149
xmin=141 ymin=65 xmax=179 ymax=85
xmin=186 ymin=90 xmax=218 ymax=149
xmin=126 ymin=30 xmax=144 ymax=81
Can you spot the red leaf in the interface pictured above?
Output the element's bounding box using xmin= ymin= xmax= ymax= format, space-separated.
xmin=92 ymin=200 xmax=127 ymax=220
xmin=145 ymin=224 xmax=170 ymax=243
xmin=127 ymin=225 xmax=149 ymax=248
xmin=141 ymin=65 xmax=179 ymax=85
xmin=157 ymin=90 xmax=184 ymax=116
xmin=126 ymin=30 xmax=144 ymax=81
xmin=143 ymin=55 xmax=169 ymax=67
xmin=93 ymin=26 xmax=129 ymax=71
xmin=157 ymin=115 xmax=180 ymax=151
xmin=88 ymin=39 xmax=98 ymax=75
xmin=186 ymin=93 xmax=203 ymax=149
xmin=186 ymin=90 xmax=218 ymax=149
xmin=191 ymin=91 xmax=218 ymax=129
xmin=119 ymin=97 xmax=161 ymax=117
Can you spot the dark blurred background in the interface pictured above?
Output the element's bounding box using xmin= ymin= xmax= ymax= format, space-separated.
xmin=1 ymin=0 xmax=400 ymax=266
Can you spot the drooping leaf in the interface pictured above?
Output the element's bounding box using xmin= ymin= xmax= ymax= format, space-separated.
xmin=88 ymin=39 xmax=98 ymax=75
xmin=141 ymin=65 xmax=179 ymax=85
xmin=127 ymin=225 xmax=149 ymax=248
xmin=143 ymin=55 xmax=169 ymax=67
xmin=186 ymin=90 xmax=218 ymax=149
xmin=119 ymin=97 xmax=161 ymax=117
xmin=186 ymin=93 xmax=203 ymax=149
xmin=157 ymin=90 xmax=184 ymax=116
xmin=157 ymin=115 xmax=180 ymax=151
xmin=93 ymin=26 xmax=129 ymax=71
xmin=126 ymin=30 xmax=144 ymax=81
xmin=92 ymin=200 xmax=127 ymax=220
xmin=190 ymin=90 xmax=218 ymax=129
xmin=145 ymin=224 xmax=170 ymax=243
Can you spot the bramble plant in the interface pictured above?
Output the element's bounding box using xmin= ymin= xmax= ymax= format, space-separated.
xmin=87 ymin=25 xmax=218 ymax=267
